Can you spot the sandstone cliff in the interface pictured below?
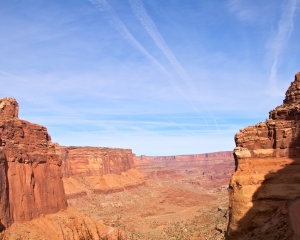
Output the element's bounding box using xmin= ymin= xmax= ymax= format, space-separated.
xmin=0 ymin=98 xmax=67 ymax=231
xmin=60 ymin=146 xmax=135 ymax=177
xmin=60 ymin=146 xmax=145 ymax=199
xmin=136 ymin=152 xmax=235 ymax=190
xmin=226 ymin=72 xmax=300 ymax=239
xmin=136 ymin=151 xmax=233 ymax=164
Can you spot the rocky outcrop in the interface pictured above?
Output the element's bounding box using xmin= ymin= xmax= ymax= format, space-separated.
xmin=60 ymin=146 xmax=135 ymax=177
xmin=0 ymin=206 xmax=126 ymax=240
xmin=226 ymin=72 xmax=300 ymax=239
xmin=0 ymin=98 xmax=67 ymax=231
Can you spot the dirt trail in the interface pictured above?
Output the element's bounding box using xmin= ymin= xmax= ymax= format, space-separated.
xmin=289 ymin=199 xmax=300 ymax=240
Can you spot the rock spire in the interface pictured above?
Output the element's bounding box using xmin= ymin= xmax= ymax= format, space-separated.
xmin=0 ymin=97 xmax=67 ymax=231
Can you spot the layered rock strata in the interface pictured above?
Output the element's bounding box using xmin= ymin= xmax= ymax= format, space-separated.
xmin=226 ymin=72 xmax=300 ymax=239
xmin=60 ymin=147 xmax=145 ymax=198
xmin=0 ymin=98 xmax=67 ymax=231
xmin=136 ymin=151 xmax=233 ymax=164
xmin=136 ymin=152 xmax=235 ymax=191
xmin=60 ymin=146 xmax=135 ymax=177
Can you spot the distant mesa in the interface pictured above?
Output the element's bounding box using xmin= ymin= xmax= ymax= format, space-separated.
xmin=136 ymin=151 xmax=233 ymax=164
xmin=60 ymin=146 xmax=146 ymax=199
xmin=60 ymin=146 xmax=135 ymax=178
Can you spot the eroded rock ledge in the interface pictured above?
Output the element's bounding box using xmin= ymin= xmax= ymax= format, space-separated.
xmin=226 ymin=72 xmax=300 ymax=239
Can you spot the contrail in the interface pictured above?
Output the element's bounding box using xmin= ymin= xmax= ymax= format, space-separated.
xmin=268 ymin=0 xmax=298 ymax=92
xmin=88 ymin=0 xmax=213 ymax=127
xmin=129 ymin=0 xmax=190 ymax=82
xmin=0 ymin=71 xmax=29 ymax=82
xmin=129 ymin=0 xmax=219 ymax=130
xmin=89 ymin=0 xmax=182 ymax=93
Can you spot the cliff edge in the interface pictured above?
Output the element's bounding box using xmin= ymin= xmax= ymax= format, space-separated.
xmin=226 ymin=72 xmax=300 ymax=239
xmin=60 ymin=147 xmax=145 ymax=199
xmin=0 ymin=98 xmax=67 ymax=231
xmin=136 ymin=151 xmax=233 ymax=164
xmin=60 ymin=146 xmax=135 ymax=177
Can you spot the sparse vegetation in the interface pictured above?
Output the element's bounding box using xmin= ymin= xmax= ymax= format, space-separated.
xmin=60 ymin=220 xmax=123 ymax=240
xmin=64 ymin=157 xmax=233 ymax=240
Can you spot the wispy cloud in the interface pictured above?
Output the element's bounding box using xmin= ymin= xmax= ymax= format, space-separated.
xmin=129 ymin=0 xmax=219 ymax=130
xmin=228 ymin=0 xmax=258 ymax=22
xmin=267 ymin=0 xmax=299 ymax=94
xmin=88 ymin=0 xmax=183 ymax=92
xmin=40 ymin=112 xmax=237 ymax=155
xmin=53 ymin=127 xmax=236 ymax=156
xmin=4 ymin=0 xmax=298 ymax=155
xmin=88 ymin=0 xmax=221 ymax=132
xmin=129 ymin=0 xmax=190 ymax=83
xmin=0 ymin=71 xmax=29 ymax=83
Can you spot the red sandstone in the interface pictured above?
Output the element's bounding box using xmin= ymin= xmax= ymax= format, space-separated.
xmin=226 ymin=72 xmax=300 ymax=239
xmin=136 ymin=151 xmax=233 ymax=164
xmin=0 ymin=98 xmax=67 ymax=231
xmin=60 ymin=146 xmax=135 ymax=177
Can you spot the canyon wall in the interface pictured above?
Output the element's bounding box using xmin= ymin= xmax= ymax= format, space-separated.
xmin=136 ymin=151 xmax=233 ymax=164
xmin=60 ymin=146 xmax=135 ymax=177
xmin=60 ymin=147 xmax=145 ymax=199
xmin=136 ymin=151 xmax=235 ymax=190
xmin=0 ymin=98 xmax=67 ymax=231
xmin=226 ymin=72 xmax=300 ymax=239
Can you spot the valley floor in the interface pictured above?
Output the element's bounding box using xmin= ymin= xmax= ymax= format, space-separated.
xmin=66 ymin=159 xmax=233 ymax=239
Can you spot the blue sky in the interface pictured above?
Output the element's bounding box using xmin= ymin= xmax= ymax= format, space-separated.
xmin=1 ymin=0 xmax=299 ymax=156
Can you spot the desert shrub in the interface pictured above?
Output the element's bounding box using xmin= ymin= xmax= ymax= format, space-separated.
xmin=61 ymin=219 xmax=113 ymax=240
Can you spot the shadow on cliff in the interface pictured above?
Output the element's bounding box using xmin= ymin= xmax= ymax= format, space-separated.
xmin=0 ymin=156 xmax=10 ymax=233
xmin=227 ymin=139 xmax=300 ymax=239
xmin=0 ymin=223 xmax=5 ymax=233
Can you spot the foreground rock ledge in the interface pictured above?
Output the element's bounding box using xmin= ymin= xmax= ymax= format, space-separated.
xmin=226 ymin=72 xmax=300 ymax=239
xmin=0 ymin=98 xmax=67 ymax=231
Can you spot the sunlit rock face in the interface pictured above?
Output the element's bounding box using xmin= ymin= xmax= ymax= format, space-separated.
xmin=226 ymin=73 xmax=300 ymax=240
xmin=60 ymin=147 xmax=146 ymax=200
xmin=60 ymin=147 xmax=135 ymax=177
xmin=0 ymin=98 xmax=67 ymax=231
xmin=0 ymin=98 xmax=19 ymax=119
xmin=136 ymin=151 xmax=233 ymax=164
